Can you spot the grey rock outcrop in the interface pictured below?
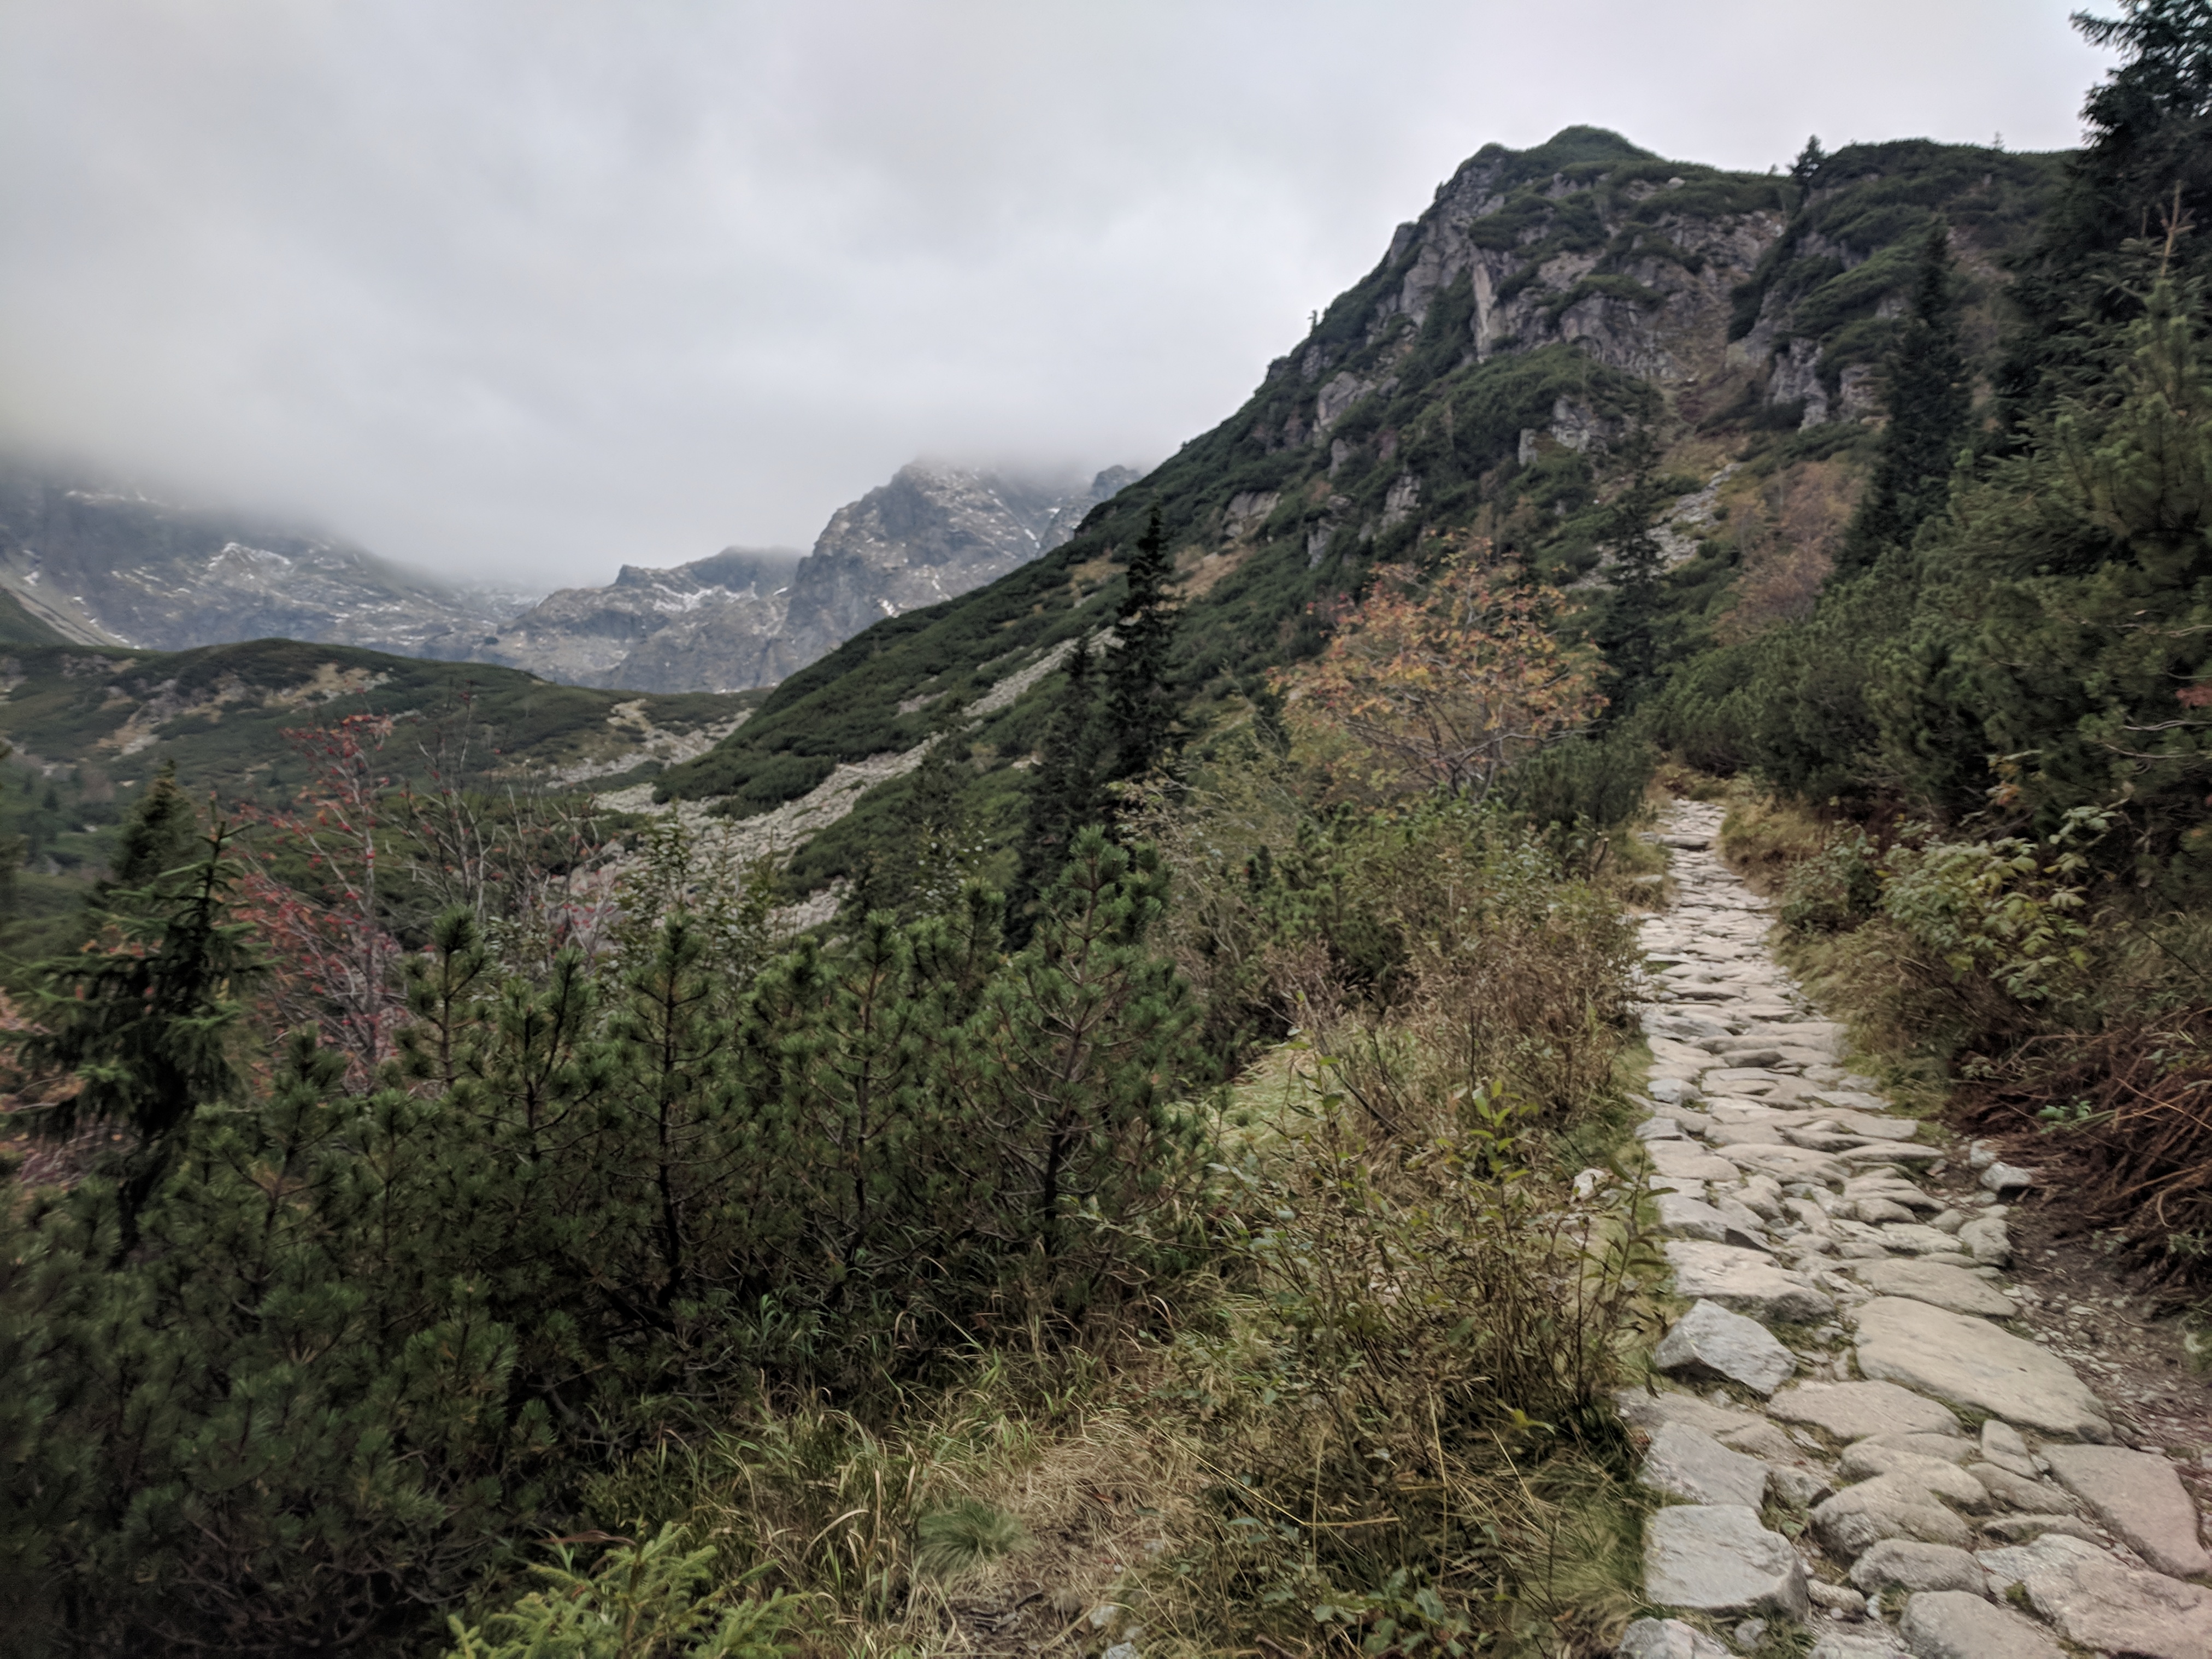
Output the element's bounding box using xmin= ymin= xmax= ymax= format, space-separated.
xmin=482 ymin=462 xmax=1135 ymax=692
xmin=1639 ymin=1422 xmax=1770 ymax=1509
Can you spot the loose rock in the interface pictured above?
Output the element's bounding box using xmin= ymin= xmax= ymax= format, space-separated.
xmin=1653 ymin=1299 xmax=1798 ymax=1395
xmin=1664 ymin=1241 xmax=1834 ymax=1322
xmin=1644 ymin=1505 xmax=1811 ymax=1617
xmin=2013 ymin=1532 xmax=2212 ymax=1659
xmin=1769 ymin=1381 xmax=1963 ymax=1442
xmin=1813 ymin=1473 xmax=1975 ymax=1557
xmin=1618 ymin=1617 xmax=1732 ymax=1659
xmin=1847 ymin=1259 xmax=2018 ymax=1318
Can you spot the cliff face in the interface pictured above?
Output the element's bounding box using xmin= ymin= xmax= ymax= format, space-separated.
xmin=476 ymin=462 xmax=1137 ymax=692
xmin=0 ymin=458 xmax=529 ymax=656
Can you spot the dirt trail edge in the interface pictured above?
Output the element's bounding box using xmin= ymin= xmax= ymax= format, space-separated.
xmin=1619 ymin=798 xmax=2212 ymax=1659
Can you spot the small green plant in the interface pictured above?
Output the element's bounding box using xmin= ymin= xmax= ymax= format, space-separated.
xmin=1779 ymin=829 xmax=1881 ymax=936
xmin=911 ymin=1497 xmax=1028 ymax=1581
xmin=444 ymin=1526 xmax=795 ymax=1659
xmin=1878 ymin=808 xmax=2113 ymax=1003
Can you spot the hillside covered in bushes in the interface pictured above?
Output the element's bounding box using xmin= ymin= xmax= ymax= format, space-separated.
xmin=5 ymin=4 xmax=2212 ymax=1656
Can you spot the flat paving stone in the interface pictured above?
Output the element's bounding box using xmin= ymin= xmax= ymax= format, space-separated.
xmin=1768 ymin=1380 xmax=1963 ymax=1440
xmin=1722 ymin=1144 xmax=1853 ymax=1185
xmin=1664 ymin=1241 xmax=1834 ymax=1322
xmin=1848 ymin=1258 xmax=2020 ymax=1318
xmin=1640 ymin=1421 xmax=1770 ymax=1509
xmin=2013 ymin=1532 xmax=2212 ymax=1659
xmin=1812 ymin=1472 xmax=1975 ymax=1557
xmin=1899 ymin=1591 xmax=2064 ymax=1659
xmin=1850 ymin=1539 xmax=1989 ymax=1596
xmin=1852 ymin=1298 xmax=2111 ymax=1442
xmin=1614 ymin=1387 xmax=1763 ymax=1439
xmin=2040 ymin=1443 xmax=2211 ymax=1578
xmin=1618 ymin=1618 xmax=1732 ymax=1659
xmin=1648 ymin=1141 xmax=1744 ymax=1183
xmin=1653 ymin=1193 xmax=1731 ymax=1242
xmin=1644 ymin=1504 xmax=1810 ymax=1616
xmin=1653 ymin=1298 xmax=1798 ymax=1395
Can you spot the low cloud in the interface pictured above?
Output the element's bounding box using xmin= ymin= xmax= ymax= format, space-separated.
xmin=0 ymin=1 xmax=2109 ymax=589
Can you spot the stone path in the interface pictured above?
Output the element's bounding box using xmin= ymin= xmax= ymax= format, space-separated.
xmin=1619 ymin=799 xmax=2212 ymax=1659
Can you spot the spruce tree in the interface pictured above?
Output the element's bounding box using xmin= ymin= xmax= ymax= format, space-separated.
xmin=1995 ymin=0 xmax=2212 ymax=422
xmin=1593 ymin=438 xmax=1672 ymax=709
xmin=1104 ymin=505 xmax=1179 ymax=784
xmin=1008 ymin=637 xmax=1104 ymax=940
xmin=93 ymin=758 xmax=197 ymax=908
xmin=16 ymin=825 xmax=262 ymax=1251
xmin=1837 ymin=223 xmax=1971 ymax=574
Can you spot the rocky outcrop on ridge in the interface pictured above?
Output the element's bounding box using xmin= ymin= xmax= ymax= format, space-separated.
xmin=476 ymin=462 xmax=1136 ymax=692
xmin=1618 ymin=802 xmax=2212 ymax=1659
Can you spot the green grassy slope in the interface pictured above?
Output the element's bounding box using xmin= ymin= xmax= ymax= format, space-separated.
xmin=0 ymin=637 xmax=759 ymax=959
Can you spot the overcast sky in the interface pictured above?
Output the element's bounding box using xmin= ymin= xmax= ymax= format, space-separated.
xmin=0 ymin=2 xmax=2113 ymax=592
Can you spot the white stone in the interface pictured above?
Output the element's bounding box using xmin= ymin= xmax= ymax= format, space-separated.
xmin=1768 ymin=1381 xmax=1963 ymax=1441
xmin=1614 ymin=1387 xmax=1761 ymax=1439
xmin=2014 ymin=1532 xmax=2212 ymax=1659
xmin=1979 ymin=1421 xmax=2035 ymax=1479
xmin=1617 ymin=1617 xmax=1732 ymax=1659
xmin=2040 ymin=1442 xmax=2211 ymax=1578
xmin=1665 ymin=1241 xmax=1834 ymax=1322
xmin=1852 ymin=1298 xmax=2111 ymax=1441
xmin=1847 ymin=1258 xmax=2019 ymax=1318
xmin=1955 ymin=1217 xmax=2010 ymax=1266
xmin=1979 ymin=1162 xmax=2036 ymax=1195
xmin=1654 ymin=1193 xmax=1731 ymax=1242
xmin=1837 ymin=1444 xmax=1991 ymax=1508
xmin=1640 ymin=1422 xmax=1770 ymax=1509
xmin=1648 ymin=1141 xmax=1743 ymax=1183
xmin=1850 ymin=1539 xmax=1988 ymax=1596
xmin=1898 ymin=1590 xmax=2063 ymax=1659
xmin=1812 ymin=1473 xmax=1975 ymax=1557
xmin=1653 ymin=1299 xmax=1797 ymax=1395
xmin=1724 ymin=1144 xmax=1853 ymax=1185
xmin=1644 ymin=1505 xmax=1810 ymax=1616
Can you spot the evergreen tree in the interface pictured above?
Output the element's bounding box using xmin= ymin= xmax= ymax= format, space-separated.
xmin=92 ymin=757 xmax=197 ymax=909
xmin=1008 ymin=636 xmax=1104 ymax=938
xmin=1788 ymin=134 xmax=1827 ymax=202
xmin=1592 ymin=437 xmax=1672 ymax=708
xmin=15 ymin=825 xmax=263 ymax=1252
xmin=1996 ymin=0 xmax=2212 ymax=422
xmin=1837 ymin=223 xmax=1972 ymax=574
xmin=845 ymin=706 xmax=975 ymax=924
xmin=1104 ymin=505 xmax=1180 ymax=784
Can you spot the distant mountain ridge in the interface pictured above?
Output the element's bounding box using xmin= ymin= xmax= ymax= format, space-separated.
xmin=470 ymin=461 xmax=1139 ymax=692
xmin=0 ymin=454 xmax=1136 ymax=696
xmin=0 ymin=457 xmax=532 ymax=658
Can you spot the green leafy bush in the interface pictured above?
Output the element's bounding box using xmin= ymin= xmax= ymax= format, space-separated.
xmin=445 ymin=1526 xmax=793 ymax=1659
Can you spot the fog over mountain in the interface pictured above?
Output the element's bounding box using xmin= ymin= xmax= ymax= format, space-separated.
xmin=0 ymin=2 xmax=2109 ymax=592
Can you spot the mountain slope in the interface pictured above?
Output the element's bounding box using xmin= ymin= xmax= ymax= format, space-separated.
xmin=475 ymin=462 xmax=1136 ymax=692
xmin=649 ymin=128 xmax=2063 ymax=890
xmin=0 ymin=457 xmax=533 ymax=656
